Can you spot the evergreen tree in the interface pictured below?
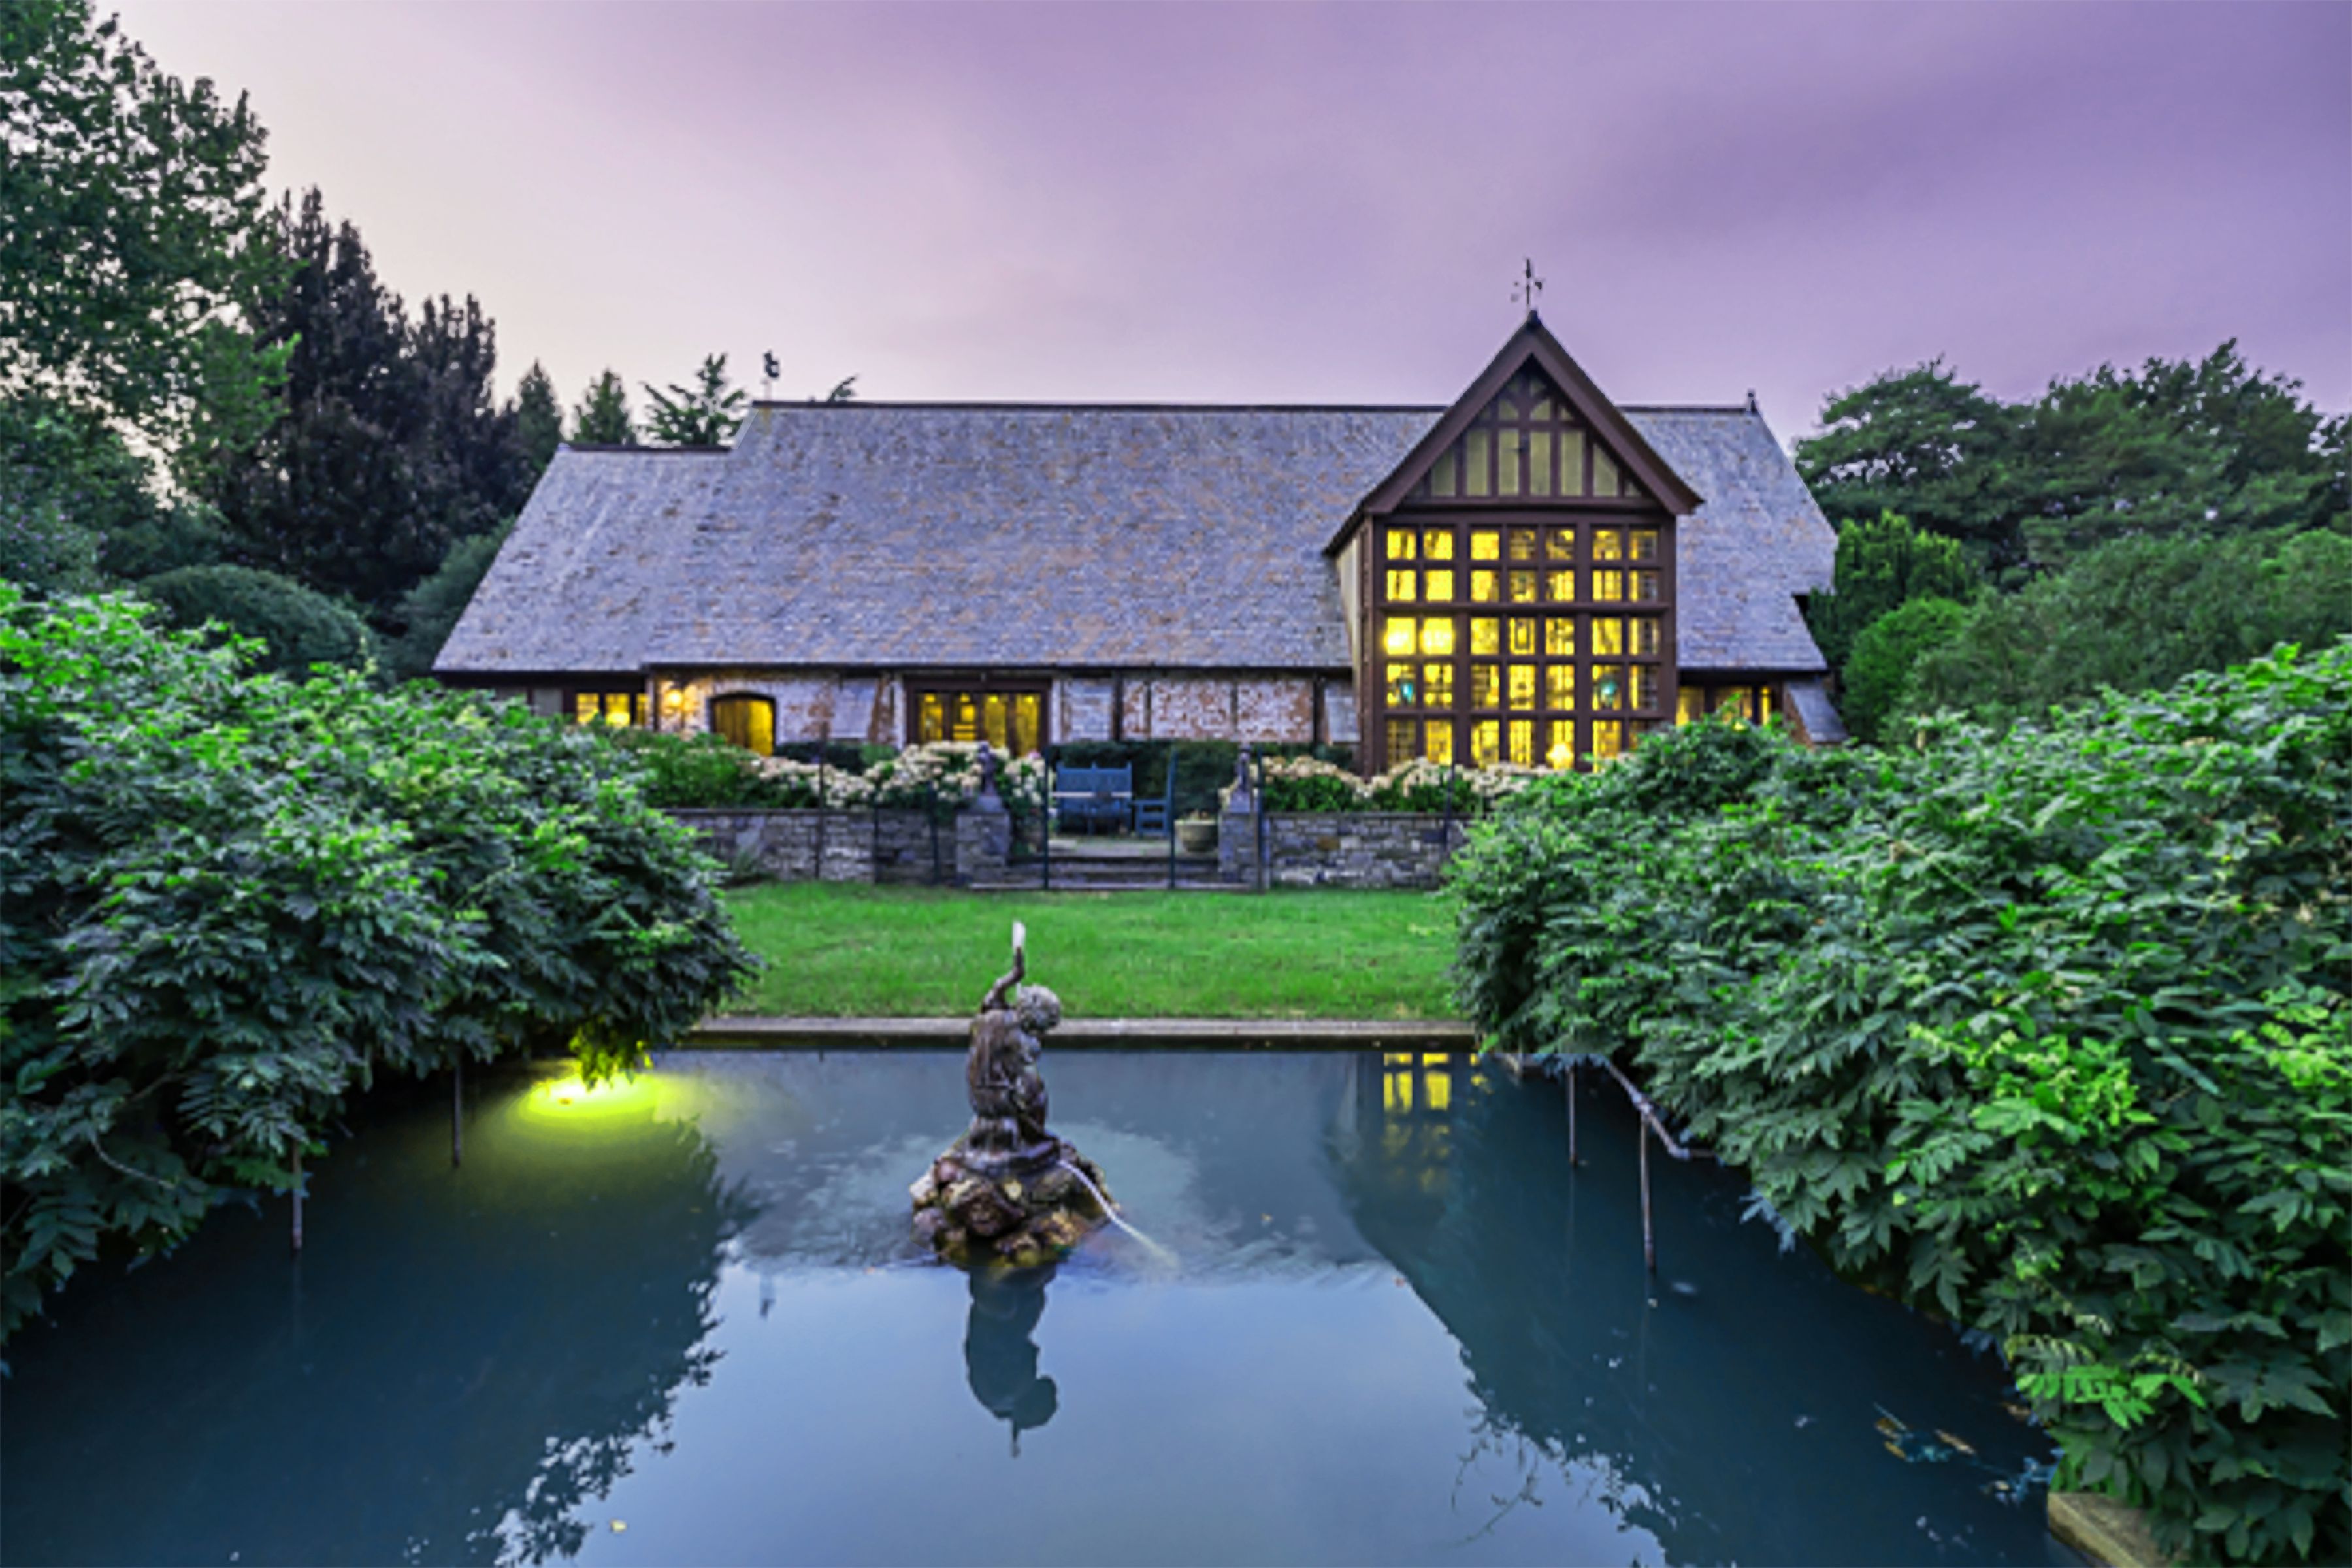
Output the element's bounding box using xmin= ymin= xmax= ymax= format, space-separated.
xmin=643 ymin=354 xmax=747 ymax=447
xmin=1806 ymin=510 xmax=1982 ymax=673
xmin=515 ymin=361 xmax=563 ymax=478
xmin=202 ymin=189 xmax=529 ymax=620
xmin=570 ymin=370 xmax=636 ymax=445
xmin=1797 ymin=361 xmax=2022 ymax=570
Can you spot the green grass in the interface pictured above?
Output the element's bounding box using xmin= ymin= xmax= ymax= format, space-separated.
xmin=719 ymin=883 xmax=1460 ymax=1019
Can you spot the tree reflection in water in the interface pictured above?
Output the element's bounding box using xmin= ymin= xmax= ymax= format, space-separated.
xmin=0 ymin=1070 xmax=757 ymax=1568
xmin=963 ymin=1264 xmax=1060 ymax=1454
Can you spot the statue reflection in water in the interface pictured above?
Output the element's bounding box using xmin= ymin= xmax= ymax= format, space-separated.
xmin=964 ymin=1264 xmax=1058 ymax=1454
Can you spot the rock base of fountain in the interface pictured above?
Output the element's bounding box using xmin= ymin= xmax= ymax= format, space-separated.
xmin=910 ymin=1135 xmax=1113 ymax=1270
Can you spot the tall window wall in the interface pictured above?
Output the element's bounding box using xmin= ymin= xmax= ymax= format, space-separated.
xmin=1373 ymin=371 xmax=1674 ymax=772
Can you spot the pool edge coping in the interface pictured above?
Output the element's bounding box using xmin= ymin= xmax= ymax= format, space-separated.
xmin=686 ymin=1017 xmax=1480 ymax=1050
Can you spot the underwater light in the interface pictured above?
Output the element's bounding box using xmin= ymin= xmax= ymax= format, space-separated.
xmin=517 ymin=1071 xmax=664 ymax=1124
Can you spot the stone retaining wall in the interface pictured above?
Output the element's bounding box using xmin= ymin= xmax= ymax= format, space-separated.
xmin=673 ymin=806 xmax=1470 ymax=889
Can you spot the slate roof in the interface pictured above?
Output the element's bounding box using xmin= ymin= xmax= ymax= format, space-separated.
xmin=436 ymin=402 xmax=1833 ymax=678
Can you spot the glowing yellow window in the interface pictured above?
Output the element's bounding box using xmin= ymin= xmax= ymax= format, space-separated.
xmin=1546 ymin=665 xmax=1576 ymax=708
xmin=919 ymin=691 xmax=945 ymax=738
xmin=1507 ymin=666 xmax=1537 ymax=710
xmin=1757 ymin=685 xmax=1778 ymax=721
xmin=1630 ymin=529 xmax=1660 ymax=562
xmin=1428 ymin=451 xmax=1458 ymax=499
xmin=1471 ymin=721 xmax=1502 ymax=768
xmin=1592 ymin=617 xmax=1624 ymax=656
xmin=711 ymin=694 xmax=774 ymax=755
xmin=1471 ymin=570 xmax=1499 ymax=603
xmin=1677 ymin=687 xmax=1705 ymax=725
xmin=1717 ymin=687 xmax=1755 ymax=722
xmin=1508 ymin=529 xmax=1538 ymax=561
xmin=1386 ymin=568 xmax=1417 ymax=602
xmin=1593 ymin=665 xmax=1625 ymax=710
xmin=1545 ymin=568 xmax=1575 ymax=602
xmin=1546 ymin=720 xmax=1576 ymax=770
xmin=1469 ymin=618 xmax=1500 ymax=655
xmin=1385 ymin=664 xmax=1419 ymax=706
xmin=1546 ymin=528 xmax=1575 ymax=561
xmin=1509 ymin=719 xmax=1535 ymax=766
xmin=1425 ymin=569 xmax=1455 ymax=601
xmin=1388 ymin=528 xmax=1418 ymax=561
xmin=1631 ymin=570 xmax=1661 ymax=602
xmin=1420 ymin=617 xmax=1456 ymax=656
xmin=1423 ymin=529 xmax=1455 ymax=561
xmin=1422 ymin=663 xmax=1454 ymax=705
xmin=574 ymin=693 xmax=600 ymax=725
xmin=1593 ymin=529 xmax=1624 ymax=562
xmin=1630 ymin=666 xmax=1656 ymax=710
xmin=1471 ymin=665 xmax=1500 ymax=708
xmin=1507 ymin=618 xmax=1538 ymax=656
xmin=1544 ymin=619 xmax=1576 ymax=657
xmin=1508 ymin=570 xmax=1538 ymax=603
xmin=1425 ymin=722 xmax=1456 ymax=764
xmin=1627 ymin=616 xmax=1661 ymax=655
xmin=1470 ymin=531 xmax=1501 ymax=561
xmin=1590 ymin=719 xmax=1625 ymax=761
xmin=1384 ymin=617 xmax=1418 ymax=657
xmin=1386 ymin=718 xmax=1418 ymax=761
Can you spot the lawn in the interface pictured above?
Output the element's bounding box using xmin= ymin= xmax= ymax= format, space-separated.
xmin=719 ymin=883 xmax=1460 ymax=1019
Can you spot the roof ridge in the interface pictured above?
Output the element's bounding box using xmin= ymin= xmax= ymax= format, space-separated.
xmin=736 ymin=400 xmax=1756 ymax=416
xmin=557 ymin=442 xmax=735 ymax=455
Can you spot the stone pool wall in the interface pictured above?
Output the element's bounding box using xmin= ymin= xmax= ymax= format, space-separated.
xmin=669 ymin=808 xmax=960 ymax=884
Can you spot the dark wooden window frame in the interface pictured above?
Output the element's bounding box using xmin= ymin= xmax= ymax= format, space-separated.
xmin=906 ymin=674 xmax=1052 ymax=752
xmin=564 ymin=685 xmax=649 ymax=727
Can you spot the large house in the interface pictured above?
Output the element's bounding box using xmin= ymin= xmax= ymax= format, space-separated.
xmin=436 ymin=314 xmax=1846 ymax=768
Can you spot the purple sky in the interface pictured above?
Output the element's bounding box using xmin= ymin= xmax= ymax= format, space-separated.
xmin=118 ymin=1 xmax=2350 ymax=436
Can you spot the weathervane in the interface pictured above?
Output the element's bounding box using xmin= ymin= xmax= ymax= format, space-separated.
xmin=762 ymin=351 xmax=780 ymax=401
xmin=1513 ymin=258 xmax=1544 ymax=320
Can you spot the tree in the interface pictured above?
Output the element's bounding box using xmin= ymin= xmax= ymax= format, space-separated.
xmin=1839 ymin=596 xmax=1971 ymax=742
xmin=1795 ymin=361 xmax=2023 ymax=569
xmin=570 ymin=369 xmax=636 ymax=445
xmin=1805 ymin=510 xmax=1982 ymax=674
xmin=643 ymin=354 xmax=747 ymax=447
xmin=202 ymin=189 xmax=529 ymax=621
xmin=138 ymin=563 xmax=380 ymax=676
xmin=515 ymin=361 xmax=563 ymax=479
xmin=385 ymin=519 xmax=510 ymax=681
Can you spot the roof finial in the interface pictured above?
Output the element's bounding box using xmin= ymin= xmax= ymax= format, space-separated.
xmin=762 ymin=351 xmax=780 ymax=401
xmin=1513 ymin=258 xmax=1544 ymax=321
xmin=1746 ymin=388 xmax=1759 ymax=414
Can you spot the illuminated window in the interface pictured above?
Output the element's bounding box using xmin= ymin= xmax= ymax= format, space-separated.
xmin=1631 ymin=570 xmax=1662 ymax=602
xmin=1425 ymin=721 xmax=1455 ymax=764
xmin=1592 ymin=570 xmax=1624 ymax=603
xmin=1471 ymin=720 xmax=1501 ymax=767
xmin=1387 ymin=717 xmax=1419 ymax=762
xmin=1424 ymin=529 xmax=1455 ymax=561
xmin=1426 ymin=569 xmax=1456 ymax=601
xmin=1593 ymin=666 xmax=1625 ymax=710
xmin=1384 ymin=617 xmax=1418 ymax=657
xmin=1471 ymin=570 xmax=1499 ymax=603
xmin=1508 ymin=570 xmax=1538 ymax=604
xmin=1592 ymin=617 xmax=1624 ymax=656
xmin=1471 ymin=665 xmax=1500 ymax=708
xmin=1507 ymin=618 xmax=1538 ymax=656
xmin=1546 ymin=665 xmax=1576 ymax=708
xmin=1470 ymin=618 xmax=1500 ymax=656
xmin=1508 ymin=719 xmax=1535 ymax=766
xmin=1629 ymin=529 xmax=1660 ymax=562
xmin=1546 ymin=528 xmax=1575 ymax=561
xmin=1422 ymin=663 xmax=1454 ymax=706
xmin=1545 ymin=720 xmax=1576 ymax=770
xmin=1677 ymin=686 xmax=1705 ymax=725
xmin=1388 ymin=528 xmax=1418 ymax=561
xmin=913 ymin=687 xmax=1043 ymax=753
xmin=1420 ymin=617 xmax=1457 ymax=656
xmin=572 ymin=690 xmax=645 ymax=727
xmin=1546 ymin=568 xmax=1575 ymax=601
xmin=1386 ymin=568 xmax=1417 ymax=602
xmin=1626 ymin=617 xmax=1661 ymax=655
xmin=1630 ymin=665 xmax=1656 ymax=710
xmin=1507 ymin=528 xmax=1538 ymax=561
xmin=1386 ymin=664 xmax=1419 ymax=706
xmin=1593 ymin=529 xmax=1624 ymax=562
xmin=1590 ymin=719 xmax=1625 ymax=761
xmin=1507 ymin=665 xmax=1537 ymax=710
xmin=1470 ymin=531 xmax=1501 ymax=561
xmin=711 ymin=694 xmax=775 ymax=755
xmin=1545 ymin=618 xmax=1576 ymax=657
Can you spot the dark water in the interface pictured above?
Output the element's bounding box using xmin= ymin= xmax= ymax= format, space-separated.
xmin=1 ymin=1051 xmax=2068 ymax=1567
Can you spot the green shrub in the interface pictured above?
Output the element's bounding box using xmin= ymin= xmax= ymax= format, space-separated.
xmin=1842 ymin=595 xmax=1971 ymax=742
xmin=1907 ymin=527 xmax=2352 ymax=728
xmin=0 ymin=587 xmax=755 ymax=1341
xmin=1448 ymin=644 xmax=2352 ymax=1564
xmin=139 ymin=562 xmax=380 ymax=676
xmin=613 ymin=727 xmax=788 ymax=808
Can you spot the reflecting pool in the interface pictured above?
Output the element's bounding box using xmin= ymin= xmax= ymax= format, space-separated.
xmin=0 ymin=1052 xmax=2068 ymax=1566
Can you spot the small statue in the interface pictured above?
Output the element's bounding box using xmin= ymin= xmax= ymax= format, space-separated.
xmin=965 ymin=922 xmax=1060 ymax=1154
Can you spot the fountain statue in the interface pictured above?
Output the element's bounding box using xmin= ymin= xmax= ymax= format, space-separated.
xmin=911 ymin=923 xmax=1115 ymax=1269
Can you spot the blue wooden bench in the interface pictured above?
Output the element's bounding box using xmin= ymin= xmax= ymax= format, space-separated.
xmin=1052 ymin=763 xmax=1132 ymax=835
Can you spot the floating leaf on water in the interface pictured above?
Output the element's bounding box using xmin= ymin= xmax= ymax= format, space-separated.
xmin=1935 ymin=1429 xmax=1977 ymax=1455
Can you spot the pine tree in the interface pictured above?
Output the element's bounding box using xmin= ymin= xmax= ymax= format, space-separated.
xmin=570 ymin=370 xmax=636 ymax=445
xmin=514 ymin=361 xmax=562 ymax=479
xmin=643 ymin=354 xmax=747 ymax=447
